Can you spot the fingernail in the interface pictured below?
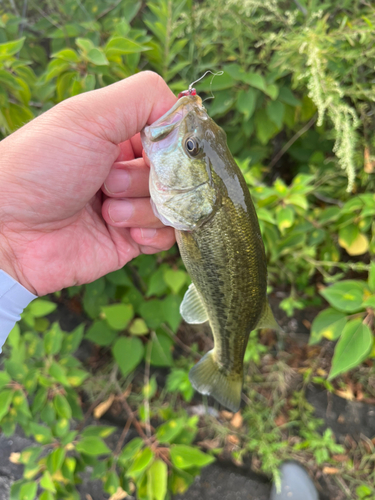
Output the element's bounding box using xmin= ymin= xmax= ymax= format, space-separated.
xmin=104 ymin=169 xmax=131 ymax=194
xmin=109 ymin=200 xmax=134 ymax=222
xmin=140 ymin=228 xmax=157 ymax=239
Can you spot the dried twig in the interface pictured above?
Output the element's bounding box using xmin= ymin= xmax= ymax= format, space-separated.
xmin=268 ymin=115 xmax=317 ymax=170
xmin=162 ymin=323 xmax=202 ymax=360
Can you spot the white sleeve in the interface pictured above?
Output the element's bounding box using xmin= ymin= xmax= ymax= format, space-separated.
xmin=0 ymin=270 xmax=37 ymax=352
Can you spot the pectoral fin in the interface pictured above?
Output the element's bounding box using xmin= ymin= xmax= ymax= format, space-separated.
xmin=180 ymin=283 xmax=209 ymax=324
xmin=255 ymin=301 xmax=281 ymax=331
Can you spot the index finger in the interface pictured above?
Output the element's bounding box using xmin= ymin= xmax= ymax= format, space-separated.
xmin=57 ymin=71 xmax=177 ymax=145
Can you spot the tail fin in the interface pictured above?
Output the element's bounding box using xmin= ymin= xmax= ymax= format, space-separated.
xmin=189 ymin=350 xmax=243 ymax=413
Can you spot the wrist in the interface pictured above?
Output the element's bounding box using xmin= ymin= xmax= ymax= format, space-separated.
xmin=0 ymin=239 xmax=37 ymax=296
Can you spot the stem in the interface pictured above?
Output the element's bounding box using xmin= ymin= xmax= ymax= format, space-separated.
xmin=163 ymin=0 xmax=172 ymax=81
xmin=143 ymin=340 xmax=152 ymax=439
xmin=303 ymin=256 xmax=372 ymax=272
xmin=267 ymin=115 xmax=317 ymax=170
xmin=113 ymin=367 xmax=150 ymax=444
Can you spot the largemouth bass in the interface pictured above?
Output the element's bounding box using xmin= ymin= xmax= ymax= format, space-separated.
xmin=141 ymin=93 xmax=279 ymax=412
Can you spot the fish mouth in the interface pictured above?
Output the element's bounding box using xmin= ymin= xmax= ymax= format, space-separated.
xmin=142 ymin=94 xmax=203 ymax=144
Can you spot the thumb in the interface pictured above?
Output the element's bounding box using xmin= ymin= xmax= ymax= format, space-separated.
xmin=55 ymin=71 xmax=177 ymax=145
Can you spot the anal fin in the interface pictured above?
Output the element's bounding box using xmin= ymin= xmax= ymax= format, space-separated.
xmin=255 ymin=301 xmax=282 ymax=331
xmin=180 ymin=283 xmax=208 ymax=324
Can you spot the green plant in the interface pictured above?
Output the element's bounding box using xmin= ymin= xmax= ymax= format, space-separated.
xmin=310 ymin=262 xmax=375 ymax=379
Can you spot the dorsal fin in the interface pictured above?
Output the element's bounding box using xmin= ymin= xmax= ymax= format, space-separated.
xmin=180 ymin=283 xmax=209 ymax=324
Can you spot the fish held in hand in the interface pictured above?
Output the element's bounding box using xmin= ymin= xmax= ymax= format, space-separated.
xmin=141 ymin=93 xmax=279 ymax=413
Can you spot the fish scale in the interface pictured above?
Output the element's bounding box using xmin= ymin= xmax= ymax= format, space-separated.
xmin=141 ymin=93 xmax=279 ymax=412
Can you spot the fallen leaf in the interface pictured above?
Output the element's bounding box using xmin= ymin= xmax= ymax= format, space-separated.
xmin=364 ymin=146 xmax=375 ymax=173
xmin=335 ymin=387 xmax=354 ymax=401
xmin=337 ymin=415 xmax=346 ymax=424
xmin=302 ymin=319 xmax=311 ymax=329
xmin=274 ymin=414 xmax=287 ymax=427
xmin=94 ymin=394 xmax=115 ymax=419
xmin=220 ymin=410 xmax=233 ymax=420
xmin=332 ymin=454 xmax=348 ymax=462
xmin=109 ymin=487 xmax=128 ymax=500
xmin=9 ymin=452 xmax=20 ymax=464
xmin=322 ymin=466 xmax=339 ymax=474
xmin=230 ymin=412 xmax=243 ymax=429
xmin=227 ymin=434 xmax=240 ymax=445
xmin=316 ymin=368 xmax=327 ymax=377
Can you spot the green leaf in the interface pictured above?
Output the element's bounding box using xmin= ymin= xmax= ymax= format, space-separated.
xmin=149 ymin=331 xmax=173 ymax=367
xmin=29 ymin=423 xmax=53 ymax=444
xmin=163 ymin=269 xmax=187 ymax=294
xmin=236 ymin=88 xmax=256 ymax=120
xmin=112 ymin=337 xmax=144 ymax=377
xmin=0 ymin=389 xmax=14 ymax=420
xmin=39 ymin=492 xmax=54 ymax=500
xmin=278 ymin=87 xmax=301 ymax=106
xmin=363 ymin=296 xmax=375 ymax=309
xmin=105 ymin=37 xmax=148 ymax=57
xmin=86 ymin=48 xmax=109 ymax=66
xmin=156 ymin=418 xmax=185 ymax=444
xmin=254 ymin=110 xmax=278 ymax=145
xmin=329 ymin=319 xmax=372 ymax=379
xmin=369 ymin=262 xmax=375 ymax=293
xmin=263 ymin=84 xmax=279 ymax=100
xmin=285 ymin=193 xmax=308 ymax=210
xmin=0 ymin=37 xmax=25 ymax=57
xmin=139 ymin=300 xmax=165 ymax=329
xmin=19 ymin=481 xmax=37 ymax=500
xmin=243 ymin=72 xmax=265 ymax=91
xmin=266 ymin=100 xmax=285 ymax=128
xmin=82 ymin=425 xmax=116 ymax=438
xmin=147 ymin=267 xmax=168 ymax=297
xmin=162 ymin=295 xmax=181 ymax=333
xmin=119 ymin=437 xmax=144 ymax=463
xmin=44 ymin=323 xmax=63 ymax=355
xmin=27 ymin=299 xmax=57 ymax=317
xmin=46 ymin=448 xmax=65 ymax=474
xmin=104 ymin=471 xmax=119 ymax=495
xmin=106 ymin=268 xmax=132 ymax=286
xmin=277 ymin=207 xmax=295 ymax=232
xmin=86 ymin=320 xmax=117 ymax=346
xmin=310 ymin=308 xmax=347 ymax=345
xmin=52 ymin=48 xmax=80 ymax=62
xmin=66 ymin=367 xmax=89 ymax=387
xmin=101 ymin=304 xmax=134 ymax=330
xmin=53 ymin=394 xmax=72 ymax=419
xmin=147 ymin=459 xmax=167 ymax=500
xmin=170 ymin=445 xmax=215 ymax=470
xmin=196 ymin=71 xmax=235 ymax=91
xmin=129 ymin=318 xmax=149 ymax=335
xmin=128 ymin=447 xmax=154 ymax=475
xmin=49 ymin=362 xmax=69 ymax=386
xmin=40 ymin=471 xmax=56 ymax=493
xmin=0 ymin=371 xmax=11 ymax=390
xmin=0 ymin=70 xmax=22 ymax=90
xmin=60 ymin=324 xmax=84 ymax=354
xmin=338 ymin=224 xmax=359 ymax=248
xmin=320 ymin=281 xmax=367 ymax=313
xmin=76 ymin=436 xmax=111 ymax=456
xmin=76 ymin=38 xmax=95 ymax=53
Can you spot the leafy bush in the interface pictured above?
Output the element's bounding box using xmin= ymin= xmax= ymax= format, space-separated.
xmin=1 ymin=0 xmax=375 ymax=498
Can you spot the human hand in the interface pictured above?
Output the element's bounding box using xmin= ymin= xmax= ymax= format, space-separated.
xmin=0 ymin=71 xmax=177 ymax=296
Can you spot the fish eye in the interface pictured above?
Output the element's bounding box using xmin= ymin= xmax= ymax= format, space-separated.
xmin=185 ymin=136 xmax=200 ymax=157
